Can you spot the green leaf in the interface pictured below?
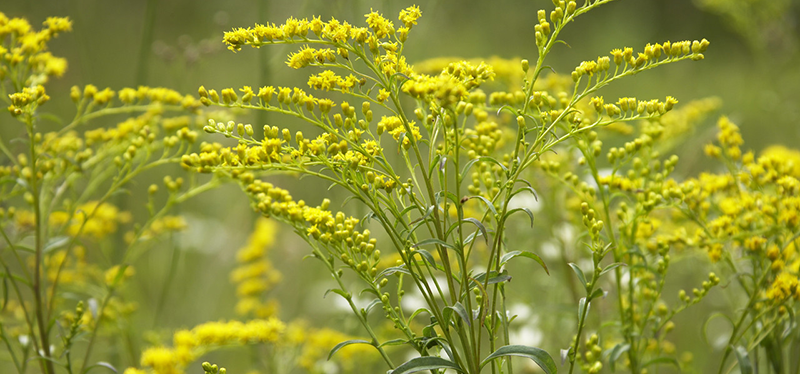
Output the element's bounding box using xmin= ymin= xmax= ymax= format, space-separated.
xmin=462 ymin=218 xmax=488 ymax=244
xmin=11 ymin=245 xmax=35 ymax=254
xmin=568 ymin=263 xmax=587 ymax=290
xmin=390 ymin=356 xmax=464 ymax=374
xmin=43 ymin=236 xmax=70 ymax=253
xmin=702 ymin=312 xmax=734 ymax=346
xmin=480 ymin=345 xmax=557 ymax=374
xmin=82 ymin=361 xmax=117 ymax=374
xmin=472 ymin=270 xmax=511 ymax=287
xmin=504 ymin=207 xmax=534 ymax=227
xmin=578 ymin=297 xmax=590 ymax=323
xmin=323 ymin=288 xmax=349 ymax=300
xmin=464 ymin=195 xmax=498 ymax=217
xmin=360 ymin=288 xmax=380 ymax=298
xmin=412 ymin=238 xmax=455 ymax=250
xmin=328 ymin=339 xmax=371 ymax=360
xmin=605 ymin=343 xmax=630 ymax=372
xmin=378 ymin=266 xmax=411 ymax=279
xmin=444 ymin=302 xmax=471 ymax=327
xmin=733 ymin=346 xmax=753 ymax=374
xmin=398 ymin=204 xmax=420 ymax=218
xmin=410 ymin=249 xmax=440 ymax=270
xmin=560 ymin=348 xmax=570 ymax=366
xmin=599 ymin=262 xmax=626 ymax=277
xmin=509 ymin=186 xmax=539 ymax=202
xmin=2 ymin=276 xmax=8 ymax=311
xmin=641 ymin=356 xmax=680 ymax=369
xmin=379 ymin=338 xmax=408 ymax=347
xmin=496 ymin=104 xmax=517 ymax=117
xmin=588 ymin=287 xmax=605 ymax=301
xmin=0 ymin=271 xmax=32 ymax=287
xmin=460 ymin=156 xmax=508 ymax=179
xmin=365 ymin=298 xmax=382 ymax=314
xmin=408 ymin=307 xmax=431 ymax=323
xmin=500 ymin=251 xmax=549 ymax=275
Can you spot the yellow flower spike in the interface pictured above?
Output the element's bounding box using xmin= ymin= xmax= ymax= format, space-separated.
xmin=398 ymin=5 xmax=422 ymax=28
xmin=43 ymin=16 xmax=72 ymax=33
xmin=104 ymin=265 xmax=135 ymax=287
xmin=140 ymin=346 xmax=180 ymax=374
xmin=309 ymin=16 xmax=324 ymax=36
xmin=365 ymin=9 xmax=395 ymax=38
xmin=222 ymin=27 xmax=252 ymax=52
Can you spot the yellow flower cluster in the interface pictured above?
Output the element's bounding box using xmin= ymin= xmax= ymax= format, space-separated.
xmin=413 ymin=56 xmax=525 ymax=86
xmin=0 ymin=13 xmax=71 ymax=86
xmin=668 ymin=118 xmax=800 ymax=307
xmin=104 ymin=265 xmax=135 ymax=287
xmin=134 ymin=215 xmax=188 ymax=242
xmin=7 ymin=85 xmax=50 ymax=115
xmin=703 ymin=116 xmax=742 ymax=160
xmin=187 ymin=114 xmax=387 ymax=174
xmin=766 ymin=272 xmax=800 ymax=301
xmin=136 ymin=318 xmax=285 ymax=374
xmin=286 ymin=45 xmax=336 ymax=69
xmin=231 ymin=218 xmax=282 ymax=317
xmin=72 ymin=84 xmax=201 ymax=110
xmin=403 ymin=60 xmax=495 ymax=107
xmin=222 ymin=6 xmax=421 ymax=52
xmin=377 ymin=115 xmax=422 ymax=149
xmin=48 ymin=201 xmax=132 ymax=239
xmin=652 ymin=97 xmax=721 ymax=142
xmin=307 ymin=70 xmax=360 ymax=91
xmin=462 ymin=115 xmax=505 ymax=159
xmin=44 ymin=246 xmax=91 ymax=285
xmin=607 ymin=39 xmax=709 ymax=72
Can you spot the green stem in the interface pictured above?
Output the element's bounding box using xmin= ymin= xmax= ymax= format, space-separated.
xmin=27 ymin=115 xmax=56 ymax=374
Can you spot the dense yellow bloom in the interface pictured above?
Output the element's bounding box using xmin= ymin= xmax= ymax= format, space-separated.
xmin=231 ymin=218 xmax=282 ymax=317
xmin=398 ymin=5 xmax=422 ymax=28
xmin=122 ymin=369 xmax=147 ymax=374
xmin=68 ymin=201 xmax=132 ymax=239
xmin=104 ymin=265 xmax=135 ymax=287
xmin=0 ymin=13 xmax=71 ymax=88
xmin=286 ymin=45 xmax=335 ymax=69
xmin=766 ymin=272 xmax=800 ymax=301
xmin=377 ymin=115 xmax=422 ymax=149
xmin=307 ymin=70 xmax=359 ymax=92
xmin=137 ymin=318 xmax=285 ymax=374
xmin=141 ymin=347 xmax=181 ymax=374
xmin=761 ymin=145 xmax=800 ymax=178
xmin=365 ymin=9 xmax=394 ymax=38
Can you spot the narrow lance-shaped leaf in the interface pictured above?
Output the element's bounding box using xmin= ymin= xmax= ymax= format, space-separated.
xmin=733 ymin=346 xmax=753 ymax=374
xmin=480 ymin=345 xmax=557 ymax=374
xmin=504 ymin=207 xmax=534 ymax=227
xmin=568 ymin=263 xmax=587 ymax=290
xmin=389 ymin=356 xmax=464 ymax=374
xmin=328 ymin=339 xmax=372 ymax=360
xmin=462 ymin=217 xmax=488 ymax=244
xmin=605 ymin=343 xmax=630 ymax=372
xmin=444 ymin=302 xmax=472 ymax=327
xmin=500 ymin=250 xmax=549 ymax=275
xmin=464 ymin=195 xmax=498 ymax=217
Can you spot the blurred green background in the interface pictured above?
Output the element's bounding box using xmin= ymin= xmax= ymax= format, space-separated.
xmin=2 ymin=0 xmax=799 ymax=372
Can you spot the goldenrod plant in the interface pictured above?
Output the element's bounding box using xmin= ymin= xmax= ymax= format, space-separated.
xmin=0 ymin=12 xmax=226 ymax=374
xmin=2 ymin=1 xmax=800 ymax=374
xmin=185 ymin=1 xmax=737 ymax=374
